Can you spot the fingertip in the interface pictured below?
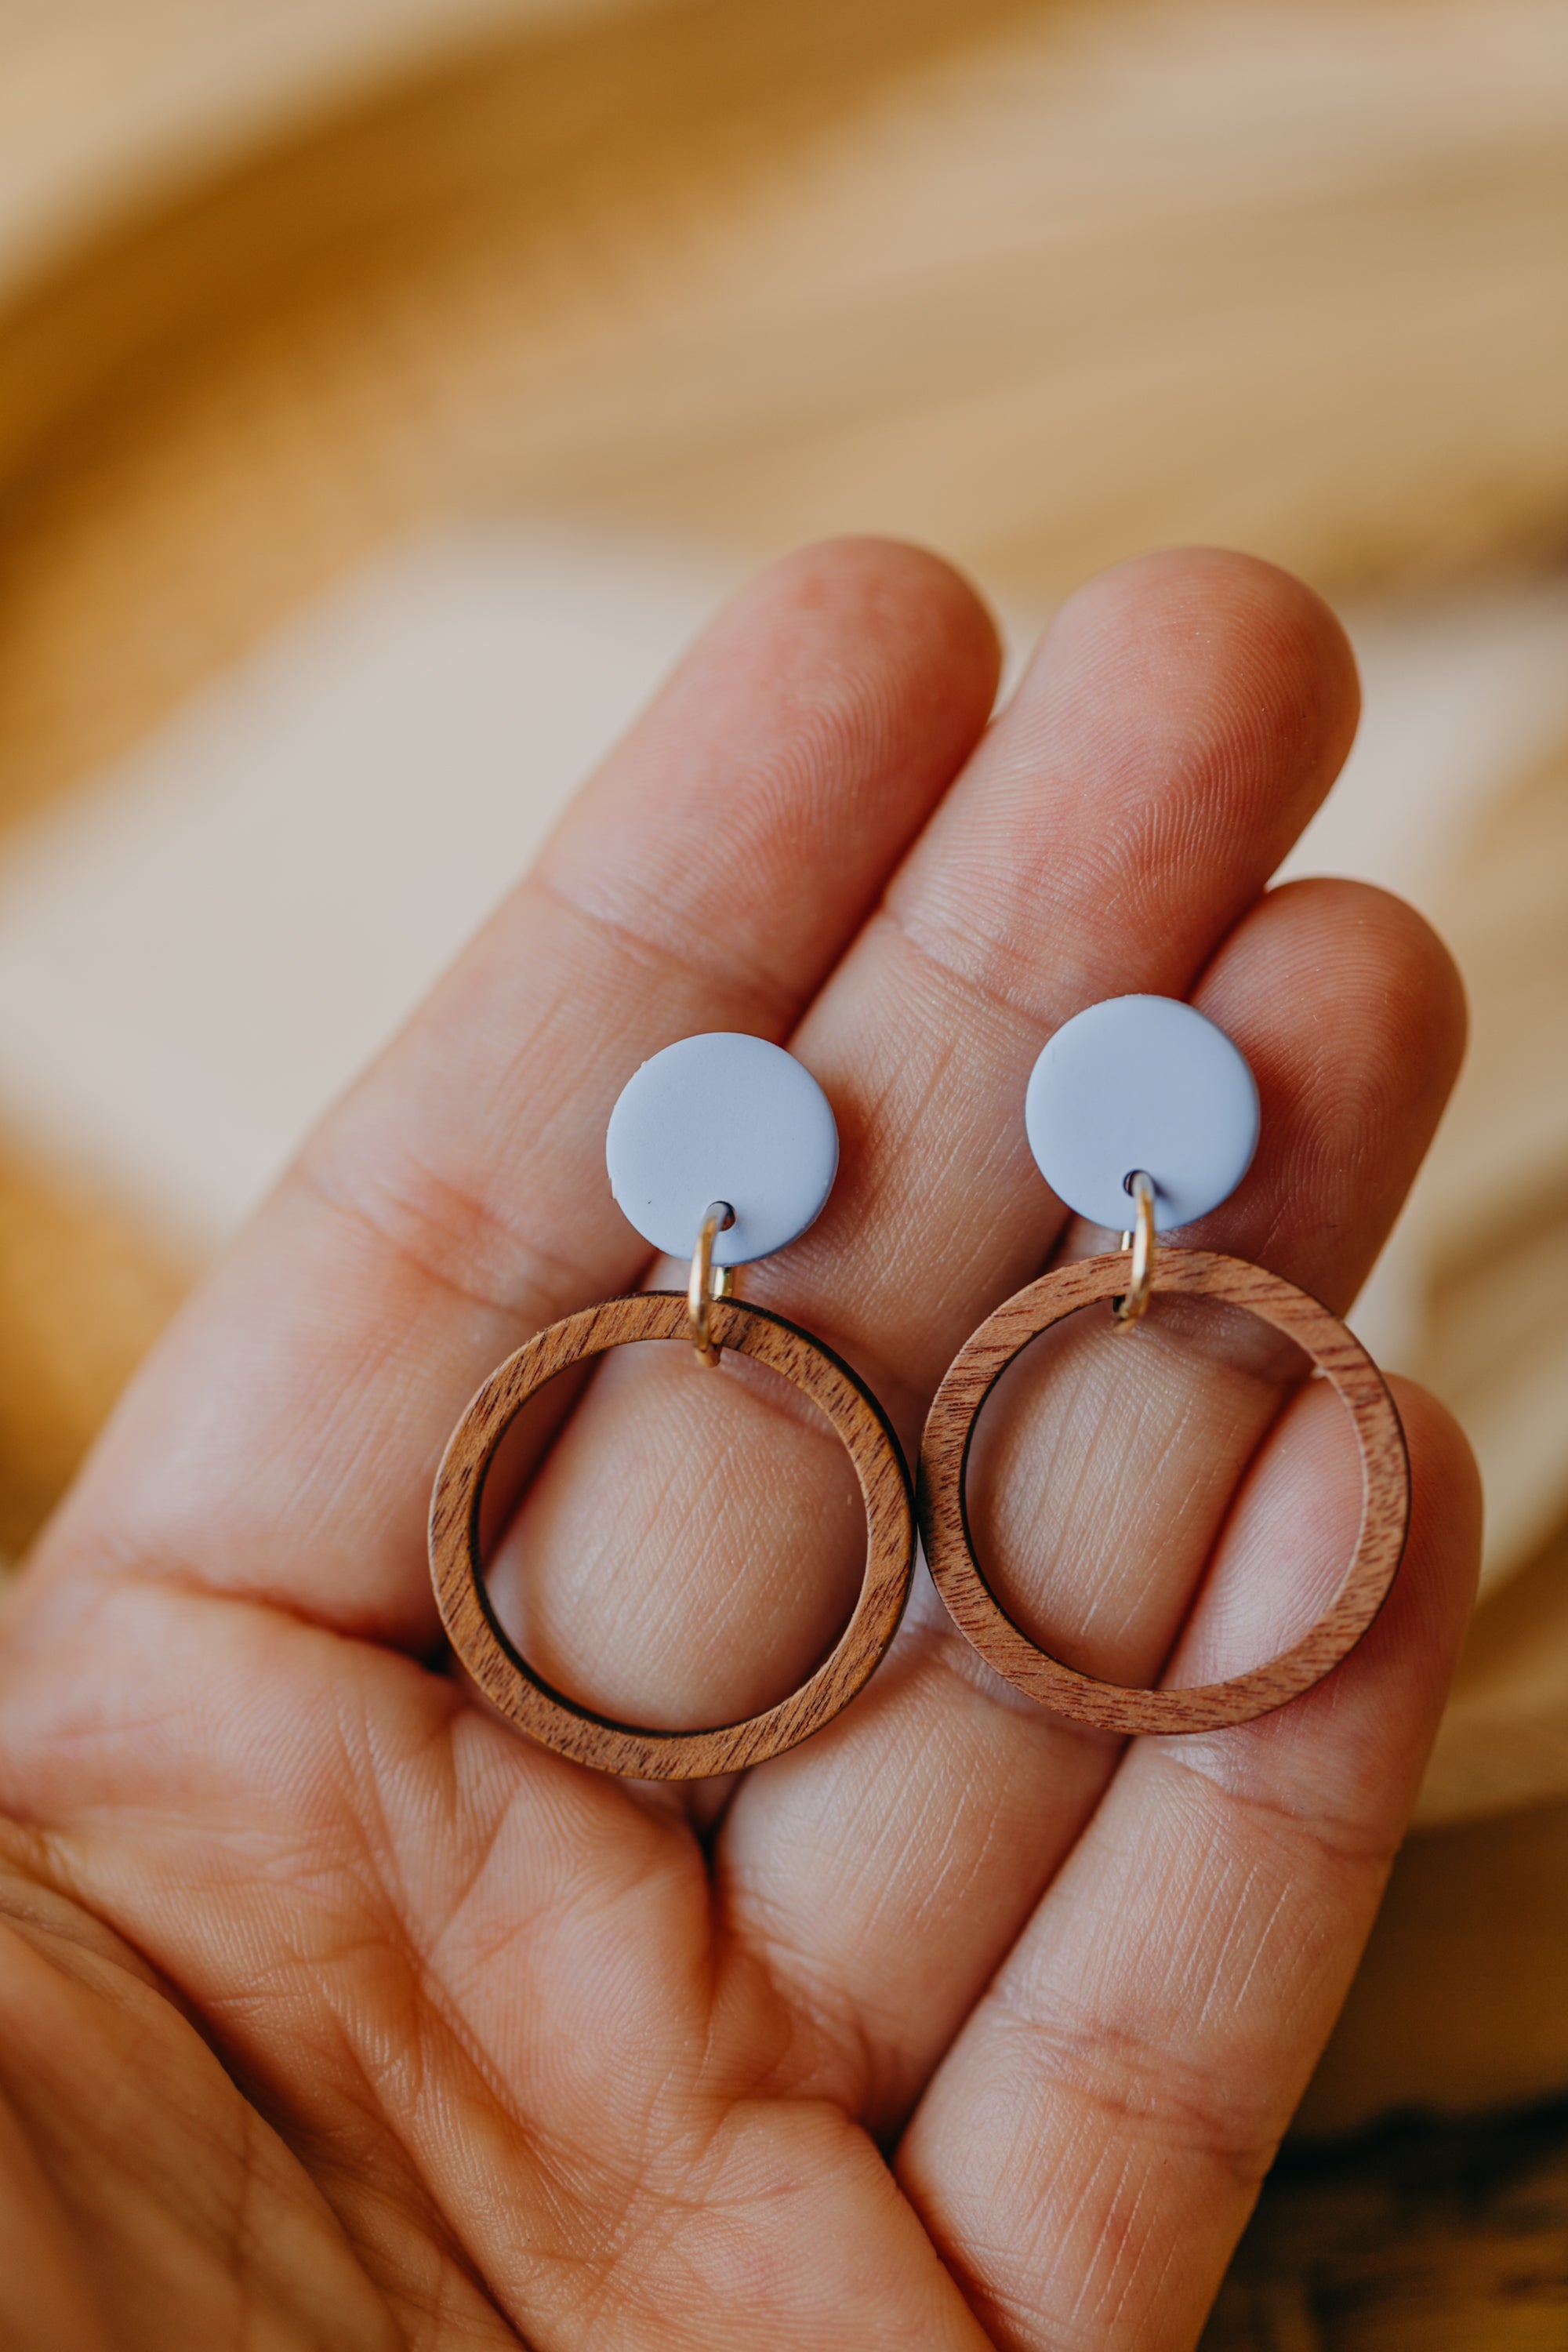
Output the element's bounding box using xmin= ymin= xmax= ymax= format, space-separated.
xmin=1062 ymin=544 xmax=1359 ymax=740
xmin=1262 ymin=875 xmax=1468 ymax=1125
xmin=1020 ymin=546 xmax=1363 ymax=861
xmin=536 ymin=535 xmax=1004 ymax=1011
xmin=1180 ymin=877 xmax=1468 ymax=1316
xmin=725 ymin=534 xmax=1004 ymax=723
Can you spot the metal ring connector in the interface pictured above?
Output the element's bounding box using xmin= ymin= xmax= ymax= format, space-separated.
xmin=688 ymin=1202 xmax=736 ymax=1365
xmin=1112 ymin=1171 xmax=1156 ymax=1330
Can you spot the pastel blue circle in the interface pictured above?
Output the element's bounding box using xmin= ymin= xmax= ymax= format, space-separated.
xmin=1024 ymin=995 xmax=1259 ymax=1232
xmin=606 ymin=1033 xmax=839 ymax=1266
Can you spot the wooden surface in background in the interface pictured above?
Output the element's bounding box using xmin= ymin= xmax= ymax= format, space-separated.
xmin=2 ymin=0 xmax=1568 ymax=829
xmin=1414 ymin=740 xmax=1568 ymax=1611
xmin=0 ymin=1139 xmax=186 ymax=1559
xmin=1203 ymin=2100 xmax=1568 ymax=2350
xmin=1302 ymin=1799 xmax=1568 ymax=2137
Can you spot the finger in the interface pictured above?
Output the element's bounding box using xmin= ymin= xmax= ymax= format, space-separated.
xmin=497 ymin=550 xmax=1363 ymax=1735
xmin=898 ymin=1381 xmax=1480 ymax=2352
xmin=38 ymin=540 xmax=1000 ymax=1643
xmin=960 ymin=877 xmax=1463 ymax=1699
xmin=721 ymin=877 xmax=1461 ymax=2126
xmin=711 ymin=573 xmax=1456 ymax=2122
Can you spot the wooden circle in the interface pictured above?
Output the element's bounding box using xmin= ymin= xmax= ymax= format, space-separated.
xmin=430 ymin=1292 xmax=915 ymax=1779
xmin=918 ymin=1250 xmax=1410 ymax=1736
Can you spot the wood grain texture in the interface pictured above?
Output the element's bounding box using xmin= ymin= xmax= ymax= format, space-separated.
xmin=1205 ymin=2099 xmax=1568 ymax=2350
xmin=918 ymin=1250 xmax=1410 ymax=1737
xmin=429 ymin=1291 xmax=914 ymax=1778
xmin=5 ymin=0 xmax=1568 ymax=826
xmin=1298 ymin=1798 xmax=1568 ymax=2137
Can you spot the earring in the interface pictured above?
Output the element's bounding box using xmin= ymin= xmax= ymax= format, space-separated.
xmin=430 ymin=1033 xmax=915 ymax=1779
xmin=918 ymin=996 xmax=1410 ymax=1735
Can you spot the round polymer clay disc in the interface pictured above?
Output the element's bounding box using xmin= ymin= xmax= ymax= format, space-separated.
xmin=606 ymin=1032 xmax=839 ymax=1265
xmin=1024 ymin=995 xmax=1260 ymax=1232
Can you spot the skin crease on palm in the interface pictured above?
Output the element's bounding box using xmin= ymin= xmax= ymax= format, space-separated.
xmin=0 ymin=541 xmax=1481 ymax=2352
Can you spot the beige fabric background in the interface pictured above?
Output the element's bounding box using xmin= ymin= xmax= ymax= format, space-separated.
xmin=1 ymin=0 xmax=1566 ymax=2140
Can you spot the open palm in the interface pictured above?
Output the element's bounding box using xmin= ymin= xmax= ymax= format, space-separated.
xmin=0 ymin=543 xmax=1479 ymax=2350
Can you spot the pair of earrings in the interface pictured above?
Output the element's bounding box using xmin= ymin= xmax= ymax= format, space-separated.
xmin=430 ymin=1000 xmax=1409 ymax=1779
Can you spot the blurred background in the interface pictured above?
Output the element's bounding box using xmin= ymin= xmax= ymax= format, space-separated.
xmin=1 ymin=0 xmax=1566 ymax=2338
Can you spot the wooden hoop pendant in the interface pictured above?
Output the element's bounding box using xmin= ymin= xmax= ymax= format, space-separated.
xmin=918 ymin=1250 xmax=1410 ymax=1736
xmin=430 ymin=1293 xmax=915 ymax=1779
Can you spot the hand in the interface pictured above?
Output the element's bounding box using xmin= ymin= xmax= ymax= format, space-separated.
xmin=0 ymin=543 xmax=1479 ymax=2350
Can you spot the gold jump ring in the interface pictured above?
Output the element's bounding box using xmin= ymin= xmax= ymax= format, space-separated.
xmin=688 ymin=1201 xmax=736 ymax=1365
xmin=1112 ymin=1170 xmax=1156 ymax=1328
